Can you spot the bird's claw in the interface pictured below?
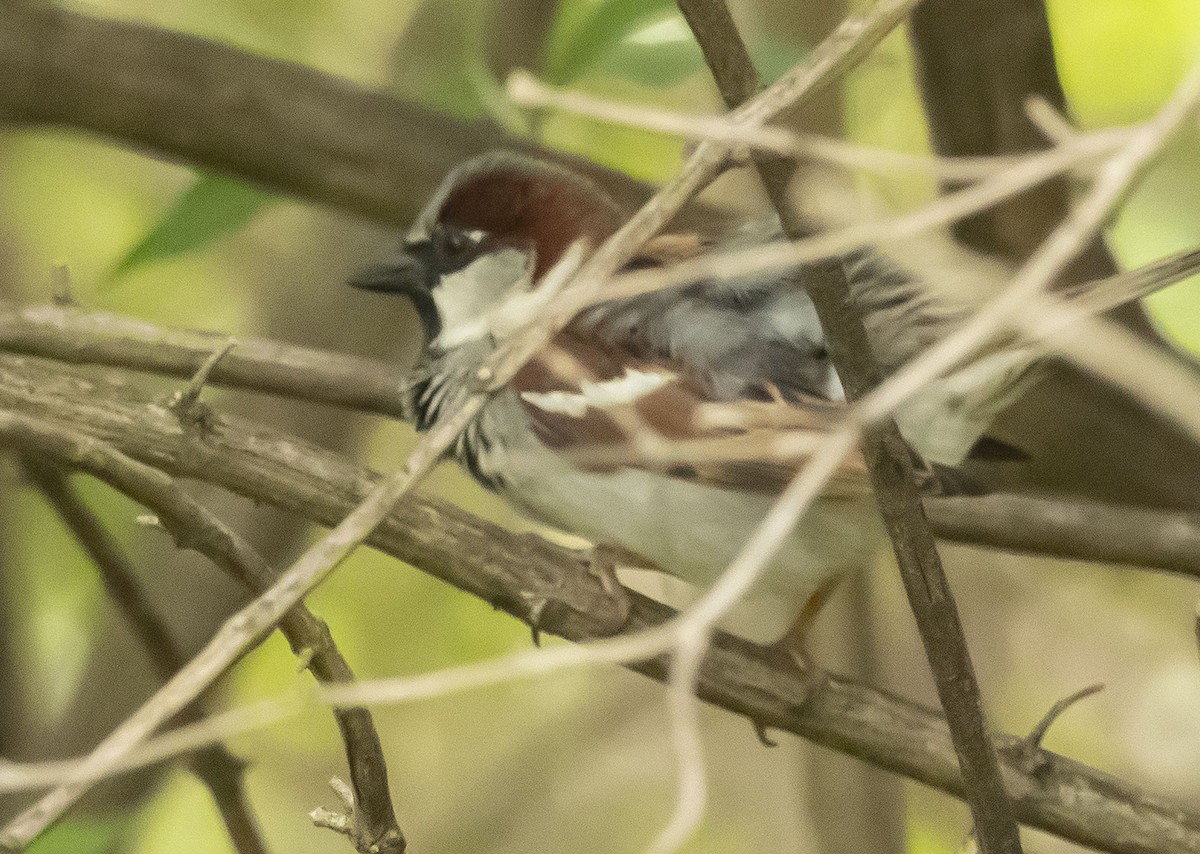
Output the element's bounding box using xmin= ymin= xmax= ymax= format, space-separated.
xmin=587 ymin=543 xmax=636 ymax=634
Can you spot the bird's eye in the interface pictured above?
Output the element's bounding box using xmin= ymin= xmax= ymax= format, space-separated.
xmin=437 ymin=227 xmax=487 ymax=264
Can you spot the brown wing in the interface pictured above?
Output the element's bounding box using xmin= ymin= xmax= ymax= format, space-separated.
xmin=510 ymin=329 xmax=870 ymax=499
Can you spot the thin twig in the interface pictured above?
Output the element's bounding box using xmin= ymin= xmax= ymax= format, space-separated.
xmin=2 ymin=5 xmax=1190 ymax=849
xmin=508 ymin=69 xmax=1059 ymax=181
xmin=1023 ymin=685 xmax=1105 ymax=751
xmin=2 ymin=12 xmax=954 ymax=838
xmin=1024 ymin=96 xmax=1079 ymax=145
xmin=3 ymin=239 xmax=1197 ymax=438
xmin=507 ymin=70 xmax=799 ymax=156
xmin=0 ymin=236 xmax=592 ymax=848
xmin=592 ymin=126 xmax=1130 ymax=305
xmin=846 ymin=62 xmax=1200 ymax=439
xmin=678 ymin=2 xmax=1022 ymax=852
xmin=12 ymin=421 xmax=405 ymax=853
xmin=18 ymin=457 xmax=270 ymax=854
xmin=168 ymin=338 xmax=237 ymax=419
xmin=2 ymin=423 xmax=405 ymax=852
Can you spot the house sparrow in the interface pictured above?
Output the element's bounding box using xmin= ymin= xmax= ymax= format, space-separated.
xmin=351 ymin=150 xmax=1200 ymax=627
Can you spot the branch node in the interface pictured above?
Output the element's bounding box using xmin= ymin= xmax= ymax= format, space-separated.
xmin=311 ymin=777 xmax=405 ymax=854
xmin=1013 ymin=684 xmax=1105 ymax=775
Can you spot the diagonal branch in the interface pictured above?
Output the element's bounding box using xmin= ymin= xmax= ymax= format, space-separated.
xmin=17 ymin=457 xmax=270 ymax=854
xmin=14 ymin=429 xmax=405 ymax=853
xmin=1 ymin=355 xmax=1199 ymax=854
xmin=676 ymin=2 xmax=1021 ymax=852
xmin=0 ymin=12 xmax=952 ymax=831
xmin=0 ymin=395 xmax=413 ymax=848
xmin=0 ymin=1 xmax=663 ymax=227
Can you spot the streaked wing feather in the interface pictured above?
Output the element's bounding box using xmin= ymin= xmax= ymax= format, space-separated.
xmin=511 ymin=330 xmax=870 ymax=498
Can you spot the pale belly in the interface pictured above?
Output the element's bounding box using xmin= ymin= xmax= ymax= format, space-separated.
xmin=475 ymin=395 xmax=883 ymax=606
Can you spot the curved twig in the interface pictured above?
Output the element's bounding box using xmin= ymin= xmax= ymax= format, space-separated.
xmin=4 ymin=415 xmax=404 ymax=854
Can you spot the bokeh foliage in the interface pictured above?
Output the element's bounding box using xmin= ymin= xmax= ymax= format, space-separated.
xmin=3 ymin=1 xmax=1200 ymax=852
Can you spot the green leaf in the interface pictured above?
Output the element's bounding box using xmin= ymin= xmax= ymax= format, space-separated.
xmin=544 ymin=3 xmax=809 ymax=90
xmin=109 ymin=174 xmax=273 ymax=280
xmin=587 ymin=13 xmax=707 ymax=88
xmin=544 ymin=0 xmax=682 ymax=85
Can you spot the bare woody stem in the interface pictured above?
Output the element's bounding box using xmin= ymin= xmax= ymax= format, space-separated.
xmin=0 ymin=2 xmax=662 ymax=227
xmin=0 ymin=358 xmax=1197 ymax=854
xmin=18 ymin=458 xmax=271 ymax=854
xmin=3 ymin=432 xmax=405 ymax=850
xmin=676 ymin=2 xmax=1022 ymax=852
xmin=6 ymin=303 xmax=1200 ymax=578
xmin=13 ymin=432 xmax=405 ymax=854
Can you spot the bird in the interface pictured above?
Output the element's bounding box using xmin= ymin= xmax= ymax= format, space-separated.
xmin=351 ymin=149 xmax=1200 ymax=650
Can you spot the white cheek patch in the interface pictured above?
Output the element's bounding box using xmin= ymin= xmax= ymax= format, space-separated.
xmin=521 ymin=369 xmax=676 ymax=418
xmin=433 ymin=248 xmax=532 ymax=348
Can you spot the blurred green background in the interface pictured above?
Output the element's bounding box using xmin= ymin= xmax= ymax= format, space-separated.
xmin=2 ymin=1 xmax=1200 ymax=852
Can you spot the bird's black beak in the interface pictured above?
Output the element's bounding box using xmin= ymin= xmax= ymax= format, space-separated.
xmin=349 ymin=240 xmax=442 ymax=343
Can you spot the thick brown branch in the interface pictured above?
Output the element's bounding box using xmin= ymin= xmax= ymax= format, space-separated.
xmin=927 ymin=495 xmax=1200 ymax=574
xmin=0 ymin=355 xmax=1197 ymax=853
xmin=18 ymin=458 xmax=270 ymax=854
xmin=677 ymin=2 xmax=1022 ymax=852
xmin=908 ymin=0 xmax=1118 ymax=285
xmin=8 ymin=305 xmax=1200 ymax=577
xmin=0 ymin=2 xmax=663 ymax=227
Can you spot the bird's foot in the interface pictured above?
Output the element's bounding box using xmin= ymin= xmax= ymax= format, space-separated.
xmin=584 ymin=542 xmax=647 ymax=635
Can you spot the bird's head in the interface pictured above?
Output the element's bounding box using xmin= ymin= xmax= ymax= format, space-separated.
xmin=351 ymin=151 xmax=626 ymax=348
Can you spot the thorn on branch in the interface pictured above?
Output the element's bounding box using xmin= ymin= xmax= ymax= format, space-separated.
xmin=169 ymin=338 xmax=237 ymax=424
xmin=1025 ymin=683 xmax=1105 ymax=749
xmin=1013 ymin=684 xmax=1105 ymax=775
